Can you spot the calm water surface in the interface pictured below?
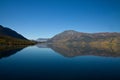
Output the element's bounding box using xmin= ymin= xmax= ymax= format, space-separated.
xmin=0 ymin=44 xmax=120 ymax=80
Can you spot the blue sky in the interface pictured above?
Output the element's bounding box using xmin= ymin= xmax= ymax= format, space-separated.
xmin=0 ymin=0 xmax=120 ymax=39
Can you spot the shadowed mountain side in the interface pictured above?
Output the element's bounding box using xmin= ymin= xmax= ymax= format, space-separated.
xmin=48 ymin=43 xmax=120 ymax=57
xmin=0 ymin=25 xmax=27 ymax=40
xmin=0 ymin=25 xmax=36 ymax=45
xmin=0 ymin=46 xmax=27 ymax=59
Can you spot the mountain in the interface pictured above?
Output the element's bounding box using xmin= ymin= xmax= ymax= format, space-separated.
xmin=0 ymin=25 xmax=27 ymax=40
xmin=49 ymin=30 xmax=86 ymax=42
xmin=48 ymin=30 xmax=120 ymax=46
xmin=0 ymin=25 xmax=35 ymax=45
xmin=36 ymin=38 xmax=49 ymax=42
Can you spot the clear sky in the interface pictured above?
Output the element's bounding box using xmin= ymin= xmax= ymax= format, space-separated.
xmin=0 ymin=0 xmax=120 ymax=39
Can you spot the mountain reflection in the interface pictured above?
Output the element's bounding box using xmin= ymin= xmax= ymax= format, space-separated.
xmin=36 ymin=43 xmax=49 ymax=48
xmin=0 ymin=45 xmax=27 ymax=59
xmin=48 ymin=43 xmax=120 ymax=57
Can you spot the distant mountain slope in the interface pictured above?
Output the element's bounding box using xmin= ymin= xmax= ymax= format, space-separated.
xmin=36 ymin=38 xmax=50 ymax=42
xmin=0 ymin=25 xmax=27 ymax=40
xmin=49 ymin=30 xmax=120 ymax=45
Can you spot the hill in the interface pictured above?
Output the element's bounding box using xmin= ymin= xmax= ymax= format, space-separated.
xmin=0 ymin=25 xmax=27 ymax=40
xmin=0 ymin=25 xmax=35 ymax=45
xmin=48 ymin=30 xmax=120 ymax=46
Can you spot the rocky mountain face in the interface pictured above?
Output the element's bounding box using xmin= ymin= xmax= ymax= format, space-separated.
xmin=49 ymin=30 xmax=120 ymax=45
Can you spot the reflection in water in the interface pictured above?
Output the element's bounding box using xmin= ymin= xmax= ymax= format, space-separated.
xmin=0 ymin=43 xmax=120 ymax=80
xmin=36 ymin=43 xmax=49 ymax=48
xmin=48 ymin=43 xmax=120 ymax=57
xmin=0 ymin=45 xmax=27 ymax=59
xmin=1 ymin=43 xmax=120 ymax=59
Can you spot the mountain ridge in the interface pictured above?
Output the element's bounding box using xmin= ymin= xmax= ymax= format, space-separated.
xmin=0 ymin=25 xmax=27 ymax=40
xmin=49 ymin=30 xmax=120 ymax=44
xmin=0 ymin=25 xmax=35 ymax=45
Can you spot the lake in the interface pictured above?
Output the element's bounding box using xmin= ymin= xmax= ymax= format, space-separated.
xmin=0 ymin=43 xmax=120 ymax=80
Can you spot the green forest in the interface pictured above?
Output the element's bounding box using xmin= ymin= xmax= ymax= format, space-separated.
xmin=0 ymin=36 xmax=36 ymax=45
